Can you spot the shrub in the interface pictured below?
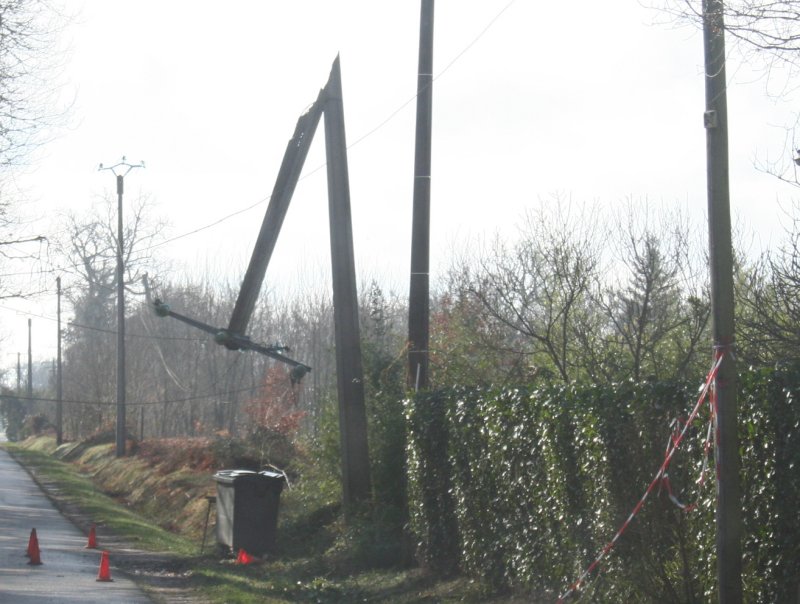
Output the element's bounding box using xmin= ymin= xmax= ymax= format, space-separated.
xmin=0 ymin=391 xmax=25 ymax=441
xmin=24 ymin=413 xmax=52 ymax=437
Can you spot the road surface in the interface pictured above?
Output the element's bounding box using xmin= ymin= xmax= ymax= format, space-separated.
xmin=0 ymin=447 xmax=153 ymax=603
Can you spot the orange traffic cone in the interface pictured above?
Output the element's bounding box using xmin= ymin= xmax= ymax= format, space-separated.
xmin=27 ymin=529 xmax=42 ymax=566
xmin=85 ymin=524 xmax=98 ymax=549
xmin=25 ymin=528 xmax=36 ymax=557
xmin=236 ymin=548 xmax=255 ymax=565
xmin=96 ymin=550 xmax=113 ymax=582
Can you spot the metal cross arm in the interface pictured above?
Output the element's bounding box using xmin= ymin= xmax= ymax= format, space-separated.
xmin=151 ymin=298 xmax=311 ymax=383
xmin=146 ymin=94 xmax=324 ymax=385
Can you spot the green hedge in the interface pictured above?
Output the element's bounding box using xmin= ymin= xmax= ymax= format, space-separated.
xmin=406 ymin=365 xmax=800 ymax=602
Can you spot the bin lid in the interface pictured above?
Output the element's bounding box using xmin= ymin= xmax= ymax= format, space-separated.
xmin=213 ymin=469 xmax=286 ymax=486
xmin=213 ymin=469 xmax=259 ymax=484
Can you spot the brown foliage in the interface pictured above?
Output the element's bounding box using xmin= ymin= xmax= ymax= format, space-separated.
xmin=242 ymin=366 xmax=306 ymax=437
xmin=136 ymin=437 xmax=216 ymax=474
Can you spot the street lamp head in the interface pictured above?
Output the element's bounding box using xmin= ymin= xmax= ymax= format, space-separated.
xmin=98 ymin=163 xmax=103 ymax=170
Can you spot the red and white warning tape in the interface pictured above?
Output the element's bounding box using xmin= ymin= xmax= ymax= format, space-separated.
xmin=556 ymin=352 xmax=725 ymax=602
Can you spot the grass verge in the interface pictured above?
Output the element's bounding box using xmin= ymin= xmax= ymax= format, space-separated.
xmin=4 ymin=440 xmax=197 ymax=555
xmin=2 ymin=436 xmax=512 ymax=603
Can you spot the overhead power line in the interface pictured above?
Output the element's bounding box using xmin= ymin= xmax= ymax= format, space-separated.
xmin=0 ymin=301 xmax=206 ymax=342
xmin=93 ymin=2 xmax=521 ymax=257
xmin=0 ymin=4 xmax=517 ymax=289
xmin=0 ymin=235 xmax=47 ymax=247
xmin=0 ymin=382 xmax=264 ymax=408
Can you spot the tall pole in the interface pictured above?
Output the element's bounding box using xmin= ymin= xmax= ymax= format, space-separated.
xmin=323 ymin=57 xmax=371 ymax=513
xmin=27 ymin=318 xmax=32 ymax=399
xmin=115 ymin=172 xmax=126 ymax=457
xmin=56 ymin=276 xmax=63 ymax=445
xmin=702 ymin=1 xmax=742 ymax=601
xmin=408 ymin=0 xmax=434 ymax=390
xmin=99 ymin=157 xmax=144 ymax=457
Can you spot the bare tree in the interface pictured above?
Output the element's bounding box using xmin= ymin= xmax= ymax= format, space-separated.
xmin=663 ymin=1 xmax=800 ymax=59
xmin=598 ymin=214 xmax=710 ymax=381
xmin=118 ymin=271 xmax=342 ymax=441
xmin=454 ymin=200 xmax=602 ymax=383
xmin=0 ymin=0 xmax=66 ymax=168
xmin=659 ymin=1 xmax=800 ymax=183
xmin=54 ymin=194 xmax=166 ymax=438
xmin=438 ymin=201 xmax=713 ymax=386
xmin=736 ymin=201 xmax=800 ymax=364
xmin=57 ymin=194 xmax=165 ymax=322
xmin=0 ymin=1 xmax=71 ymax=301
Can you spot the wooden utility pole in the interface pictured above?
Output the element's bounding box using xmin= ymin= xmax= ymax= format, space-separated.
xmin=702 ymin=1 xmax=743 ymax=601
xmin=149 ymin=59 xmax=369 ymax=515
xmin=56 ymin=276 xmax=63 ymax=445
xmin=227 ymin=95 xmax=323 ymax=338
xmin=408 ymin=0 xmax=435 ymax=390
xmin=324 ymin=56 xmax=372 ymax=511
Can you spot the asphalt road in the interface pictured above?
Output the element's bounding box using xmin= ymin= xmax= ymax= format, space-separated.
xmin=0 ymin=447 xmax=153 ymax=603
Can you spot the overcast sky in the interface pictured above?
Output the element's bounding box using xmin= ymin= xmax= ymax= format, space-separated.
xmin=1 ymin=0 xmax=798 ymax=370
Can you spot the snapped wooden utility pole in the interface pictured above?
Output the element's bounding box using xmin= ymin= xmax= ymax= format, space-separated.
xmin=227 ymin=93 xmax=324 ymax=340
xmin=408 ymin=0 xmax=434 ymax=391
xmin=324 ymin=58 xmax=372 ymax=511
xmin=151 ymin=57 xmax=371 ymax=513
xmin=702 ymin=0 xmax=743 ymax=601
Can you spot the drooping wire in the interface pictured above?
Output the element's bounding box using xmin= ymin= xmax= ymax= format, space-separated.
xmin=1 ymin=383 xmax=260 ymax=408
xmin=0 ymin=300 xmax=207 ymax=342
xmin=108 ymin=1 xmax=520 ymax=255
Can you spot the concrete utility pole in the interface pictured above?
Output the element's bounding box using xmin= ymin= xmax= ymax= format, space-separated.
xmin=99 ymin=157 xmax=145 ymax=457
xmin=56 ymin=276 xmax=63 ymax=445
xmin=702 ymin=1 xmax=743 ymax=601
xmin=408 ymin=0 xmax=434 ymax=391
xmin=27 ymin=319 xmax=32 ymax=399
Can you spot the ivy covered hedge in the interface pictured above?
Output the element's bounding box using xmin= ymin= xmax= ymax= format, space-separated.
xmin=405 ymin=365 xmax=800 ymax=602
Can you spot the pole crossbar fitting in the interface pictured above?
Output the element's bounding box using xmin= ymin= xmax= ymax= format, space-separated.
xmin=98 ymin=156 xmax=146 ymax=176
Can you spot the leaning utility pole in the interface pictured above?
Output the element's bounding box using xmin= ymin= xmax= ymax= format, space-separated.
xmin=408 ymin=0 xmax=434 ymax=390
xmin=702 ymin=1 xmax=743 ymax=601
xmin=99 ymin=157 xmax=145 ymax=457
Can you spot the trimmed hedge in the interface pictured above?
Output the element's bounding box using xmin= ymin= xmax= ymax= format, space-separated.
xmin=406 ymin=365 xmax=800 ymax=602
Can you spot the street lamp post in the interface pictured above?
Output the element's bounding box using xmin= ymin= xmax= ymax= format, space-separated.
xmin=99 ymin=157 xmax=144 ymax=457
